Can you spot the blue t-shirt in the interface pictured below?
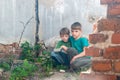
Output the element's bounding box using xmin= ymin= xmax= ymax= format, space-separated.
xmin=69 ymin=36 xmax=89 ymax=53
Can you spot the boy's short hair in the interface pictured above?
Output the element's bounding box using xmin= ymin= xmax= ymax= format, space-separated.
xmin=71 ymin=22 xmax=82 ymax=30
xmin=60 ymin=27 xmax=70 ymax=36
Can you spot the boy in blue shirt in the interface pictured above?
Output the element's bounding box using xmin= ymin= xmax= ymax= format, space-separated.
xmin=62 ymin=22 xmax=91 ymax=70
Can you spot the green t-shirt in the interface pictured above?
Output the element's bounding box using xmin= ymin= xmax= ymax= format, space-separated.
xmin=55 ymin=40 xmax=71 ymax=49
xmin=70 ymin=36 xmax=89 ymax=53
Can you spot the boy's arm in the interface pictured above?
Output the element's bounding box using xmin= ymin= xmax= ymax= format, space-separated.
xmin=70 ymin=47 xmax=86 ymax=64
xmin=61 ymin=45 xmax=68 ymax=51
xmin=53 ymin=41 xmax=62 ymax=52
xmin=71 ymin=37 xmax=89 ymax=58
xmin=69 ymin=37 xmax=89 ymax=63
xmin=55 ymin=41 xmax=62 ymax=49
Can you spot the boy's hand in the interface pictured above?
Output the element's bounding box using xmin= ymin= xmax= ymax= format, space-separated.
xmin=70 ymin=56 xmax=77 ymax=64
xmin=61 ymin=45 xmax=68 ymax=51
xmin=70 ymin=50 xmax=86 ymax=64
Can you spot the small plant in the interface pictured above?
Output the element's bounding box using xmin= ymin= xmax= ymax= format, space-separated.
xmin=34 ymin=43 xmax=41 ymax=57
xmin=9 ymin=59 xmax=38 ymax=80
xmin=0 ymin=55 xmax=15 ymax=72
xmin=18 ymin=41 xmax=54 ymax=77
xmin=0 ymin=62 xmax=11 ymax=71
xmin=36 ymin=50 xmax=53 ymax=77
xmin=19 ymin=41 xmax=35 ymax=62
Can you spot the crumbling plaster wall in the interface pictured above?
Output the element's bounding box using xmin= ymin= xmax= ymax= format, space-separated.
xmin=0 ymin=0 xmax=35 ymax=44
xmin=40 ymin=0 xmax=107 ymax=40
xmin=0 ymin=0 xmax=107 ymax=44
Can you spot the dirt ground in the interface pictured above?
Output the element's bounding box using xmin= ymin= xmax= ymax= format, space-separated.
xmin=41 ymin=72 xmax=80 ymax=80
xmin=40 ymin=68 xmax=92 ymax=80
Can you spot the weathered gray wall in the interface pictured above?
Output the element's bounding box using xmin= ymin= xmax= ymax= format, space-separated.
xmin=0 ymin=0 xmax=107 ymax=44
xmin=40 ymin=0 xmax=107 ymax=41
xmin=0 ymin=0 xmax=35 ymax=44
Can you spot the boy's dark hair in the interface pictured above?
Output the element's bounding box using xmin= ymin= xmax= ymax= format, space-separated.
xmin=71 ymin=22 xmax=82 ymax=30
xmin=60 ymin=27 xmax=70 ymax=36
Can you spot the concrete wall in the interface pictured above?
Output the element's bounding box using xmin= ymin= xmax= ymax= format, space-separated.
xmin=40 ymin=0 xmax=107 ymax=41
xmin=0 ymin=0 xmax=107 ymax=44
xmin=0 ymin=0 xmax=35 ymax=44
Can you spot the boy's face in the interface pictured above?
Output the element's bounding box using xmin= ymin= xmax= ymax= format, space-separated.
xmin=71 ymin=29 xmax=81 ymax=39
xmin=60 ymin=34 xmax=69 ymax=42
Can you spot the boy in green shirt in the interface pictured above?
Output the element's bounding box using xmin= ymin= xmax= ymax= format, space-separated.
xmin=51 ymin=27 xmax=72 ymax=67
xmin=62 ymin=22 xmax=91 ymax=70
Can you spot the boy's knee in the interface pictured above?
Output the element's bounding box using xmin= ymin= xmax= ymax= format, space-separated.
xmin=51 ymin=51 xmax=56 ymax=56
xmin=70 ymin=58 xmax=92 ymax=70
xmin=70 ymin=61 xmax=79 ymax=70
xmin=66 ymin=48 xmax=77 ymax=54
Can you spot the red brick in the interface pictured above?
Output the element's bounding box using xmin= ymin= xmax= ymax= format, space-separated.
xmin=85 ymin=46 xmax=102 ymax=57
xmin=89 ymin=33 xmax=108 ymax=44
xmin=9 ymin=42 xmax=19 ymax=49
xmin=97 ymin=18 xmax=120 ymax=32
xmin=92 ymin=59 xmax=112 ymax=72
xmin=114 ymin=61 xmax=120 ymax=73
xmin=114 ymin=0 xmax=120 ymax=3
xmin=80 ymin=73 xmax=117 ymax=80
xmin=108 ymin=3 xmax=120 ymax=17
xmin=112 ymin=33 xmax=120 ymax=44
xmin=101 ymin=0 xmax=113 ymax=4
xmin=101 ymin=0 xmax=120 ymax=4
xmin=104 ymin=46 xmax=120 ymax=59
xmin=14 ymin=48 xmax=22 ymax=54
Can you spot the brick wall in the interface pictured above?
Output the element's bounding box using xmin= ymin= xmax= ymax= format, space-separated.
xmin=84 ymin=0 xmax=120 ymax=79
xmin=0 ymin=42 xmax=21 ymax=58
xmin=101 ymin=0 xmax=120 ymax=18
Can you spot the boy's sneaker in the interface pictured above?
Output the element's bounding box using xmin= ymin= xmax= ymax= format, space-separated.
xmin=59 ymin=69 xmax=66 ymax=73
xmin=80 ymin=68 xmax=92 ymax=74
